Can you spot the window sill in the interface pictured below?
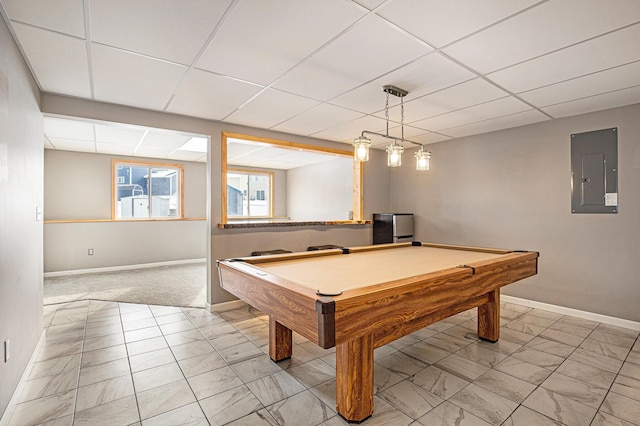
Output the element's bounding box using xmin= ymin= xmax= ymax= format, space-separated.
xmin=44 ymin=218 xmax=205 ymax=224
xmin=218 ymin=220 xmax=372 ymax=229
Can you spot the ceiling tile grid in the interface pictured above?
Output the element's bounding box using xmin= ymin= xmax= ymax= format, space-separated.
xmin=2 ymin=0 xmax=640 ymax=162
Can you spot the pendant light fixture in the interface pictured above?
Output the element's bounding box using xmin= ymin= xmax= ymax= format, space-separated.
xmin=352 ymin=85 xmax=431 ymax=171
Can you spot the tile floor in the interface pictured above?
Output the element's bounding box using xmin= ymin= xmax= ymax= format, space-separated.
xmin=2 ymin=300 xmax=639 ymax=425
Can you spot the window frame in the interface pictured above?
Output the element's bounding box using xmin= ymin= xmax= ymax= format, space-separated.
xmin=221 ymin=132 xmax=363 ymax=225
xmin=112 ymin=159 xmax=185 ymax=220
xmin=226 ymin=168 xmax=274 ymax=219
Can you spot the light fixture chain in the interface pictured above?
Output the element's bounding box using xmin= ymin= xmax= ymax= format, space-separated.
xmin=385 ymin=90 xmax=390 ymax=137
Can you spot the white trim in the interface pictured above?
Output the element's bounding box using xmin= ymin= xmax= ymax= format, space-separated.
xmin=0 ymin=330 xmax=46 ymax=426
xmin=209 ymin=300 xmax=246 ymax=313
xmin=43 ymin=258 xmax=206 ymax=278
xmin=502 ymin=295 xmax=640 ymax=331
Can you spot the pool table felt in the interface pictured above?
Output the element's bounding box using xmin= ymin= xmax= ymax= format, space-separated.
xmin=256 ymin=245 xmax=511 ymax=296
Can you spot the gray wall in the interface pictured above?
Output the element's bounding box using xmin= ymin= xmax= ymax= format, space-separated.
xmin=287 ymin=157 xmax=353 ymax=221
xmin=0 ymin=16 xmax=44 ymax=418
xmin=43 ymin=150 xmax=207 ymax=272
xmin=40 ymin=94 xmax=391 ymax=306
xmin=391 ymin=103 xmax=640 ymax=322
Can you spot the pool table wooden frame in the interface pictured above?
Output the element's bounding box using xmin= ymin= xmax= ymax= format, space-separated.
xmin=217 ymin=242 xmax=539 ymax=422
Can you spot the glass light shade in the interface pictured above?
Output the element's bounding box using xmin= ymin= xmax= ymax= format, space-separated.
xmin=352 ymin=137 xmax=372 ymax=162
xmin=415 ymin=149 xmax=431 ymax=171
xmin=386 ymin=144 xmax=404 ymax=167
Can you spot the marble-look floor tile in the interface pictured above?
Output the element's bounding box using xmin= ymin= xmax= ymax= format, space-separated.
xmin=619 ymin=361 xmax=640 ymax=381
xmin=499 ymin=327 xmax=536 ymax=345
xmin=152 ymin=311 xmax=188 ymax=325
xmin=569 ymin=348 xmax=624 ymax=373
xmin=141 ymin=401 xmax=210 ymax=426
xmin=247 ymin=370 xmax=306 ymax=406
xmin=35 ymin=340 xmax=83 ymax=362
xmin=136 ymin=378 xmax=196 ymax=420
xmin=217 ymin=340 xmax=263 ymax=364
xmin=129 ymin=347 xmax=175 ymax=372
xmin=410 ymin=365 xmax=469 ymax=399
xmin=525 ymin=336 xmax=575 ymax=357
xmin=599 ymin=391 xmax=640 ymax=424
xmin=425 ymin=333 xmax=471 ymax=353
xmin=493 ymin=356 xmax=552 ymax=386
xmin=74 ymin=395 xmax=140 ymax=425
xmin=178 ymin=351 xmax=227 ymax=378
xmin=527 ymin=309 xmax=563 ymax=321
xmin=511 ymin=347 xmax=564 ymax=370
xmin=555 ymin=358 xmax=617 ymax=389
xmin=555 ymin=315 xmax=599 ymax=330
xmin=538 ymin=328 xmax=585 ymax=347
xmin=230 ymin=354 xmax=283 ymax=383
xmin=8 ymin=389 xmax=76 ymax=426
xmin=588 ymin=329 xmax=636 ymax=350
xmin=132 ymin=362 xmax=183 ymax=393
xmin=610 ymin=374 xmax=640 ymax=402
xmin=503 ymin=405 xmax=564 ymax=425
xmin=504 ymin=319 xmax=546 ymax=336
xmin=82 ymin=332 xmax=125 ymax=352
xmin=83 ymin=323 xmax=123 ymax=339
xmin=309 ymin=378 xmax=337 ymax=410
xmin=399 ymin=341 xmax=450 ymax=364
xmin=549 ymin=322 xmax=593 ymax=338
xmin=378 ymin=380 xmax=443 ymax=419
xmin=448 ymin=383 xmax=518 ymax=425
xmin=416 ymin=400 xmax=491 ymax=426
xmin=522 ymin=387 xmax=596 ymax=426
xmin=356 ymin=396 xmax=413 ymax=426
xmin=593 ymin=323 xmax=639 ymax=340
xmin=435 ymin=354 xmax=490 ymax=382
xmin=288 ymin=358 xmax=335 ymax=388
xmin=540 ymin=372 xmax=608 ymax=408
xmin=456 ymin=343 xmax=507 ymax=368
xmin=121 ymin=309 xmax=154 ymax=322
xmin=626 ymin=349 xmax=640 ymax=365
xmin=159 ymin=319 xmax=196 ymax=335
xmin=187 ymin=365 xmax=243 ymax=400
xmin=124 ymin=326 xmax=162 ymax=343
xmin=200 ymin=385 xmax=263 ymax=425
xmin=268 ymin=390 xmax=337 ymax=425
xmin=18 ymin=368 xmax=78 ymax=402
xmin=163 ymin=328 xmax=205 ymax=346
xmin=473 ymin=369 xmax=536 ymax=403
xmin=75 ymin=374 xmax=134 ymax=412
xmin=477 ymin=338 xmax=522 ymax=356
xmin=518 ymin=313 xmax=558 ymax=328
xmin=126 ymin=336 xmax=168 ymax=356
xmin=78 ymin=357 xmax=131 ymax=387
xmin=81 ymin=344 xmax=128 ymax=367
xmin=226 ymin=408 xmax=279 ymax=426
xmin=122 ymin=316 xmax=157 ymax=332
xmin=375 ymin=351 xmax=428 ymax=379
xmin=590 ymin=410 xmax=635 ymax=426
xmin=579 ymin=338 xmax=630 ymax=361
xmin=170 ymin=339 xmax=215 ymax=361
xmin=28 ymin=354 xmax=81 ymax=380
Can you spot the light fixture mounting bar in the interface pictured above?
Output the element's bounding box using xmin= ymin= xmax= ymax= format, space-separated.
xmin=382 ymin=85 xmax=408 ymax=98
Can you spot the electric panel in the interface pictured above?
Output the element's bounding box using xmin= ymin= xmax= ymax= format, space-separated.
xmin=571 ymin=128 xmax=618 ymax=214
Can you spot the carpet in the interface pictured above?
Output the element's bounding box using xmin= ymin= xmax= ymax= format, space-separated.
xmin=44 ymin=262 xmax=207 ymax=308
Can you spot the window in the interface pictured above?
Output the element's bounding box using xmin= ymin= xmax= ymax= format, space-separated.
xmin=113 ymin=160 xmax=184 ymax=219
xmin=227 ymin=169 xmax=272 ymax=218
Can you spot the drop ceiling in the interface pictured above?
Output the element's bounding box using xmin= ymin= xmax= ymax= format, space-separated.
xmin=3 ymin=0 xmax=640 ymax=163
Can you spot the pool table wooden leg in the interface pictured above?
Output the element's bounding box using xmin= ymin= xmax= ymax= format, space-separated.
xmin=477 ymin=289 xmax=500 ymax=342
xmin=269 ymin=317 xmax=292 ymax=361
xmin=336 ymin=334 xmax=374 ymax=423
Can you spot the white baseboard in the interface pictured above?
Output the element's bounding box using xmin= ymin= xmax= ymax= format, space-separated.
xmin=44 ymin=258 xmax=207 ymax=278
xmin=502 ymin=295 xmax=640 ymax=331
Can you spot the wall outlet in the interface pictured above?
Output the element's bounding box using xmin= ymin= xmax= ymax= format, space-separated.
xmin=88 ymin=249 xmax=94 ymax=255
xmin=4 ymin=339 xmax=9 ymax=362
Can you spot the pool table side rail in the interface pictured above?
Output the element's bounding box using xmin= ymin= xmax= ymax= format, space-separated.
xmin=332 ymin=251 xmax=538 ymax=348
xmin=217 ymin=260 xmax=329 ymax=346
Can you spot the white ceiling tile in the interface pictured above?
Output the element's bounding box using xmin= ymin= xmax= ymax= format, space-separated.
xmin=12 ymin=23 xmax=91 ymax=97
xmin=90 ymin=0 xmax=232 ymax=65
xmin=4 ymin=0 xmax=85 ymax=38
xmin=520 ymin=61 xmax=640 ymax=107
xmin=142 ymin=132 xmax=190 ymax=150
xmin=330 ymin=52 xmax=475 ymax=113
xmin=411 ymin=96 xmax=533 ymax=131
xmin=383 ymin=78 xmax=510 ymax=124
xmin=49 ymin=137 xmax=96 ymax=153
xmin=441 ymin=110 xmax=550 ymax=138
xmin=352 ymin=0 xmax=386 ymax=10
xmin=166 ymin=69 xmax=264 ymax=121
xmin=197 ymin=0 xmax=365 ymax=85
xmin=95 ymin=142 xmax=134 ymax=156
xmin=377 ymin=0 xmax=540 ymax=47
xmin=489 ymin=24 xmax=640 ymax=94
xmin=541 ymin=85 xmax=640 ymax=118
xmin=133 ymin=146 xmax=174 ymax=159
xmin=272 ymin=104 xmax=364 ymax=136
xmin=226 ymin=89 xmax=320 ymax=129
xmin=91 ymin=44 xmax=188 ymax=110
xmin=170 ymin=151 xmax=207 ymax=163
xmin=44 ymin=117 xmax=94 ymax=140
xmin=273 ymin=14 xmax=432 ymax=100
xmin=94 ymin=124 xmax=146 ymax=145
xmin=443 ymin=0 xmax=640 ymax=73
xmin=313 ymin=115 xmax=389 ymax=143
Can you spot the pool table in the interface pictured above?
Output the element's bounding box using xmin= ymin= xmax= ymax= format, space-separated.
xmin=217 ymin=242 xmax=538 ymax=422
